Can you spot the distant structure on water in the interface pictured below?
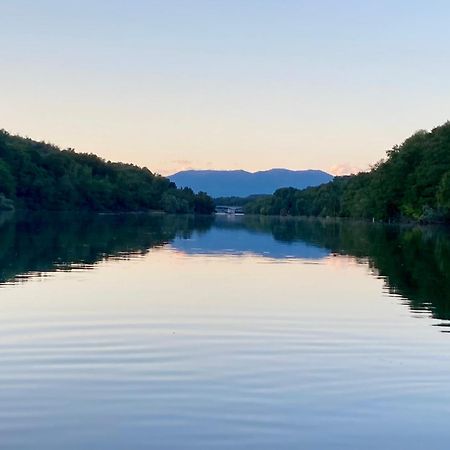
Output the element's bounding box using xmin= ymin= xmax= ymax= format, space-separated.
xmin=215 ymin=206 xmax=244 ymax=215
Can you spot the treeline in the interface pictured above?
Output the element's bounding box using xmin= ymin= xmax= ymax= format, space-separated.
xmin=0 ymin=130 xmax=214 ymax=213
xmin=214 ymin=194 xmax=270 ymax=207
xmin=246 ymin=122 xmax=450 ymax=222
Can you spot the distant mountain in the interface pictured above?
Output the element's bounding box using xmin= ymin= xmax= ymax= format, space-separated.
xmin=169 ymin=169 xmax=333 ymax=198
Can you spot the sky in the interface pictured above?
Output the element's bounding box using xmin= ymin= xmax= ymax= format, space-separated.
xmin=1 ymin=0 xmax=449 ymax=176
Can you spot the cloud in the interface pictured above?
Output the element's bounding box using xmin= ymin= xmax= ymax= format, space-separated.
xmin=172 ymin=159 xmax=194 ymax=168
xmin=155 ymin=160 xmax=193 ymax=176
xmin=328 ymin=163 xmax=364 ymax=176
xmin=157 ymin=159 xmax=216 ymax=176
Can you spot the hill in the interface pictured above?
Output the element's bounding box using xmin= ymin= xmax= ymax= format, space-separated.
xmin=0 ymin=130 xmax=214 ymax=213
xmin=169 ymin=169 xmax=333 ymax=198
xmin=246 ymin=122 xmax=450 ymax=222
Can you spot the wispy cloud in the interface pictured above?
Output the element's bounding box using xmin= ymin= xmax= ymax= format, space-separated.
xmin=328 ymin=163 xmax=364 ymax=176
xmin=157 ymin=160 xmax=215 ymax=176
xmin=172 ymin=159 xmax=194 ymax=168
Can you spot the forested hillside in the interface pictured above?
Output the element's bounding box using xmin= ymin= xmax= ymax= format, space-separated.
xmin=246 ymin=123 xmax=450 ymax=222
xmin=0 ymin=130 xmax=214 ymax=213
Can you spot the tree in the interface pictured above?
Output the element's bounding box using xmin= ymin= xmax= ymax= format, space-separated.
xmin=0 ymin=130 xmax=215 ymax=214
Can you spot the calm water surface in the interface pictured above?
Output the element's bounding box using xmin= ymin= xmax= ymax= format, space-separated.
xmin=1 ymin=213 xmax=450 ymax=449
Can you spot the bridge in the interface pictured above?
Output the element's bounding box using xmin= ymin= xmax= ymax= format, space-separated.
xmin=215 ymin=205 xmax=244 ymax=215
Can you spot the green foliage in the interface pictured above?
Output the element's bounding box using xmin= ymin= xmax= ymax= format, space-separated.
xmin=0 ymin=160 xmax=15 ymax=198
xmin=214 ymin=195 xmax=271 ymax=207
xmin=0 ymin=194 xmax=14 ymax=211
xmin=0 ymin=130 xmax=214 ymax=213
xmin=246 ymin=123 xmax=450 ymax=222
xmin=193 ymin=191 xmax=215 ymax=214
xmin=437 ymin=171 xmax=450 ymax=217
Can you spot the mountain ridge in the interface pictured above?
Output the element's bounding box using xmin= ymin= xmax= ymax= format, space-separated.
xmin=169 ymin=168 xmax=333 ymax=197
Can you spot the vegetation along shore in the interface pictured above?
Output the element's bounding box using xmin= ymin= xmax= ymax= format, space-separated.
xmin=0 ymin=130 xmax=214 ymax=214
xmin=245 ymin=123 xmax=450 ymax=223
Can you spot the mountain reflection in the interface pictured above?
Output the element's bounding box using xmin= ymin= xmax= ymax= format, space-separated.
xmin=1 ymin=212 xmax=450 ymax=324
xmin=171 ymin=216 xmax=329 ymax=259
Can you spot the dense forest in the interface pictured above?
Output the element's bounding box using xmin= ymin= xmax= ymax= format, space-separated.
xmin=246 ymin=122 xmax=450 ymax=222
xmin=0 ymin=130 xmax=214 ymax=213
xmin=214 ymin=194 xmax=270 ymax=206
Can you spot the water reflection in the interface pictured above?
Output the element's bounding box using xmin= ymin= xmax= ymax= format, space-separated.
xmin=171 ymin=216 xmax=328 ymax=259
xmin=0 ymin=212 xmax=213 ymax=284
xmin=1 ymin=212 xmax=450 ymax=324
xmin=205 ymin=216 xmax=450 ymax=323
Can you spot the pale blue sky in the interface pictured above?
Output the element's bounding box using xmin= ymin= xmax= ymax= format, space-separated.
xmin=1 ymin=0 xmax=449 ymax=175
